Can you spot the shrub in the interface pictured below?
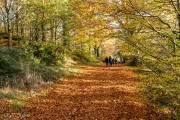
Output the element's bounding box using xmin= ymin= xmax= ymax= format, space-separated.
xmin=143 ymin=75 xmax=179 ymax=119
xmin=0 ymin=47 xmax=62 ymax=89
xmin=72 ymin=50 xmax=97 ymax=64
xmin=0 ymin=47 xmax=26 ymax=75
xmin=0 ymin=47 xmax=27 ymax=88
xmin=123 ymin=55 xmax=140 ymax=66
xmin=31 ymin=64 xmax=62 ymax=82
xmin=142 ymin=57 xmax=180 ymax=119
xmin=27 ymin=41 xmax=64 ymax=65
xmin=10 ymin=100 xmax=23 ymax=111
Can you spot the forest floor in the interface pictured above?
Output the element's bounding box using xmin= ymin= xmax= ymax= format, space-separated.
xmin=0 ymin=65 xmax=160 ymax=120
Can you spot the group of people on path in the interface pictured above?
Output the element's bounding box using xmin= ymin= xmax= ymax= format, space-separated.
xmin=104 ymin=56 xmax=120 ymax=67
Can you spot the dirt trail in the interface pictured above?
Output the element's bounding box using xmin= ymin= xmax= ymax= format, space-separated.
xmin=2 ymin=65 xmax=159 ymax=120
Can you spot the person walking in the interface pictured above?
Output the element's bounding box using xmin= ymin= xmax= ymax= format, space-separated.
xmin=109 ymin=56 xmax=112 ymax=66
xmin=112 ymin=58 xmax=115 ymax=66
xmin=105 ymin=56 xmax=109 ymax=67
xmin=115 ymin=58 xmax=118 ymax=66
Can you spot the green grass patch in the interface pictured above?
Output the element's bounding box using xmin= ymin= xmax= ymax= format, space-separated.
xmin=9 ymin=100 xmax=24 ymax=111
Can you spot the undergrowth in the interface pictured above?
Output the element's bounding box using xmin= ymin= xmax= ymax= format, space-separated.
xmin=0 ymin=47 xmax=64 ymax=89
xmin=134 ymin=66 xmax=180 ymax=120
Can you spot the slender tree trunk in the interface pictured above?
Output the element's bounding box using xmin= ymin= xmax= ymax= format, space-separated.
xmin=96 ymin=47 xmax=100 ymax=58
xmin=20 ymin=22 xmax=24 ymax=39
xmin=173 ymin=0 xmax=180 ymax=53
xmin=4 ymin=0 xmax=12 ymax=47
xmin=3 ymin=17 xmax=7 ymax=33
xmin=54 ymin=20 xmax=58 ymax=42
xmin=62 ymin=21 xmax=67 ymax=46
xmin=15 ymin=13 xmax=19 ymax=36
xmin=50 ymin=20 xmax=54 ymax=41
xmin=88 ymin=43 xmax=92 ymax=56
xmin=11 ymin=22 xmax=14 ymax=37
xmin=29 ymin=25 xmax=32 ymax=42
xmin=62 ymin=19 xmax=69 ymax=47
xmin=54 ymin=26 xmax=57 ymax=42
xmin=41 ymin=23 xmax=45 ymax=41
xmin=177 ymin=0 xmax=180 ymax=39
xmin=34 ymin=25 xmax=39 ymax=41
xmin=7 ymin=18 xmax=12 ymax=47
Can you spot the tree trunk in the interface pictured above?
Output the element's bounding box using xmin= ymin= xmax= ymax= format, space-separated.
xmin=34 ymin=27 xmax=39 ymax=41
xmin=62 ymin=20 xmax=69 ymax=47
xmin=15 ymin=13 xmax=19 ymax=36
xmin=41 ymin=23 xmax=46 ymax=41
xmin=173 ymin=0 xmax=180 ymax=53
xmin=50 ymin=20 xmax=54 ymax=41
xmin=3 ymin=17 xmax=7 ymax=33
xmin=7 ymin=17 xmax=12 ymax=47
xmin=4 ymin=0 xmax=12 ymax=47
xmin=177 ymin=0 xmax=180 ymax=40
xmin=29 ymin=25 xmax=32 ymax=42
xmin=54 ymin=20 xmax=58 ymax=42
xmin=20 ymin=22 xmax=24 ymax=39
xmin=96 ymin=47 xmax=100 ymax=58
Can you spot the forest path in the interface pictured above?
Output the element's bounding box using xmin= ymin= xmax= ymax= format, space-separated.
xmin=12 ymin=65 xmax=158 ymax=120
